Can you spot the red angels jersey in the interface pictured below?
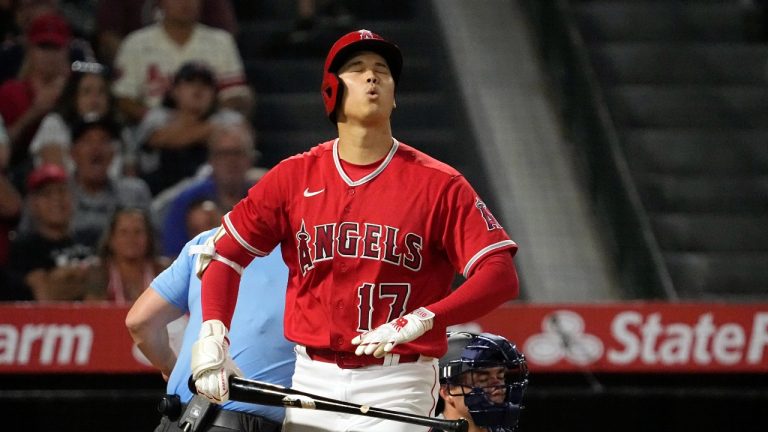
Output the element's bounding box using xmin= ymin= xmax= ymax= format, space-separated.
xmin=224 ymin=139 xmax=516 ymax=358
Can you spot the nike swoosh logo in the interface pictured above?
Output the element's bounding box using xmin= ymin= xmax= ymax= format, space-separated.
xmin=303 ymin=188 xmax=325 ymax=197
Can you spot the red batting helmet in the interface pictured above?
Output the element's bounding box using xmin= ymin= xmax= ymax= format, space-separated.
xmin=321 ymin=29 xmax=403 ymax=123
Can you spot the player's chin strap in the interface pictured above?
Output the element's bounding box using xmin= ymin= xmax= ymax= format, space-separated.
xmin=191 ymin=226 xmax=244 ymax=279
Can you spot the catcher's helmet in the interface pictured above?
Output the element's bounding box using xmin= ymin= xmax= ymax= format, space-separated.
xmin=439 ymin=332 xmax=528 ymax=432
xmin=321 ymin=29 xmax=402 ymax=123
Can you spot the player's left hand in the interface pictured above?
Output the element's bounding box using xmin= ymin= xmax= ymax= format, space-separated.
xmin=351 ymin=307 xmax=435 ymax=358
xmin=191 ymin=320 xmax=243 ymax=403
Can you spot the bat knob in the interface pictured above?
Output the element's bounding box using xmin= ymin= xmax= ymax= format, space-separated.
xmin=187 ymin=376 xmax=197 ymax=394
xmin=455 ymin=418 xmax=469 ymax=432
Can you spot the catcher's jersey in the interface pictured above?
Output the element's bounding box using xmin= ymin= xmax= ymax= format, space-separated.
xmin=225 ymin=139 xmax=516 ymax=358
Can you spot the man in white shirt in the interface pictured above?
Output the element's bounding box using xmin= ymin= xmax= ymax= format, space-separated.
xmin=112 ymin=0 xmax=253 ymax=124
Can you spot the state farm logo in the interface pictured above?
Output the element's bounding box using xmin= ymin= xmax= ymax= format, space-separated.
xmin=521 ymin=310 xmax=768 ymax=368
xmin=524 ymin=310 xmax=603 ymax=366
xmin=0 ymin=323 xmax=93 ymax=365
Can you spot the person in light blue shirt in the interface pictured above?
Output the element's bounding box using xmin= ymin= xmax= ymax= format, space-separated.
xmin=127 ymin=228 xmax=294 ymax=432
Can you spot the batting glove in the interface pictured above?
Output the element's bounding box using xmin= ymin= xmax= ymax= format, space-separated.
xmin=351 ymin=307 xmax=435 ymax=358
xmin=191 ymin=320 xmax=243 ymax=403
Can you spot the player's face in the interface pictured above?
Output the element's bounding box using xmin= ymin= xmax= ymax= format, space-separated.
xmin=31 ymin=182 xmax=72 ymax=229
xmin=70 ymin=128 xmax=115 ymax=185
xmin=209 ymin=131 xmax=252 ymax=187
xmin=28 ymin=43 xmax=69 ymax=79
xmin=458 ymin=366 xmax=508 ymax=404
xmin=109 ymin=212 xmax=150 ymax=260
xmin=76 ymin=73 xmax=109 ymax=117
xmin=162 ymin=0 xmax=201 ymax=24
xmin=173 ymin=79 xmax=215 ymax=116
xmin=336 ymin=51 xmax=395 ymax=125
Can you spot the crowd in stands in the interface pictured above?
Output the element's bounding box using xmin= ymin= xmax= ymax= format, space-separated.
xmin=0 ymin=0 xmax=289 ymax=303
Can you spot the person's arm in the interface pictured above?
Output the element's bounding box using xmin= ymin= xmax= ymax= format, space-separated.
xmin=7 ymin=77 xmax=66 ymax=145
xmin=352 ymin=252 xmax=518 ymax=358
xmin=126 ymin=287 xmax=185 ymax=379
xmin=425 ymin=251 xmax=518 ymax=327
xmin=146 ymin=116 xmax=215 ymax=150
xmin=25 ymin=266 xmax=91 ymax=301
xmin=116 ymin=96 xmax=149 ymax=125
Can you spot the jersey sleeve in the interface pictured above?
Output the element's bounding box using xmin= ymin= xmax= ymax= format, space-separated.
xmin=214 ymin=31 xmax=249 ymax=100
xmin=223 ymin=162 xmax=289 ymax=256
xmin=438 ymin=176 xmax=517 ymax=277
xmin=150 ymin=235 xmax=203 ymax=312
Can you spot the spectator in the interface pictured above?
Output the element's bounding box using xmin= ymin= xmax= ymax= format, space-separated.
xmin=134 ymin=61 xmax=243 ymax=195
xmin=160 ymin=122 xmax=260 ymax=256
xmin=85 ymin=207 xmax=169 ymax=304
xmin=94 ymin=0 xmax=237 ymax=67
xmin=28 ymin=60 xmax=126 ymax=176
xmin=69 ymin=114 xmax=151 ymax=247
xmin=183 ymin=199 xmax=222 ymax=246
xmin=0 ymin=114 xmax=22 ymax=267
xmin=111 ymin=0 xmax=252 ymax=124
xmin=0 ymin=2 xmax=96 ymax=84
xmin=6 ymin=163 xmax=95 ymax=301
xmin=0 ymin=11 xmax=70 ymax=187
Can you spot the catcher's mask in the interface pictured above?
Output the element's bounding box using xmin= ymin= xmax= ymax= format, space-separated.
xmin=321 ymin=29 xmax=402 ymax=123
xmin=439 ymin=332 xmax=528 ymax=432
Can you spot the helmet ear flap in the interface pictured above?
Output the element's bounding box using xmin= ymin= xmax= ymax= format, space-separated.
xmin=321 ymin=72 xmax=344 ymax=123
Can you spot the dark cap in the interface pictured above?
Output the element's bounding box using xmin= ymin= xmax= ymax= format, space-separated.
xmin=174 ymin=61 xmax=216 ymax=86
xmin=71 ymin=114 xmax=121 ymax=143
xmin=26 ymin=13 xmax=72 ymax=48
xmin=26 ymin=163 xmax=68 ymax=193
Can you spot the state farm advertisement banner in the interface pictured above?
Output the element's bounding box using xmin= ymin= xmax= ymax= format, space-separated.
xmin=461 ymin=303 xmax=768 ymax=373
xmin=2 ymin=303 xmax=768 ymax=373
xmin=0 ymin=303 xmax=154 ymax=373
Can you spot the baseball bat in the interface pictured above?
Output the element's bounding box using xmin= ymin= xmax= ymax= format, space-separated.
xmin=189 ymin=376 xmax=468 ymax=432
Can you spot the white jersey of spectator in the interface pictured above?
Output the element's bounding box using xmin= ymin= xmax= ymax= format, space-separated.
xmin=112 ymin=23 xmax=249 ymax=109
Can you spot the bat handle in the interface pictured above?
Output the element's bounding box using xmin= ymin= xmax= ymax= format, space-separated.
xmin=187 ymin=376 xmax=196 ymax=394
xmin=452 ymin=418 xmax=469 ymax=432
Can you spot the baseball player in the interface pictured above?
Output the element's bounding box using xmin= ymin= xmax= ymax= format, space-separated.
xmin=435 ymin=332 xmax=528 ymax=432
xmin=126 ymin=228 xmax=294 ymax=432
xmin=190 ymin=29 xmax=520 ymax=431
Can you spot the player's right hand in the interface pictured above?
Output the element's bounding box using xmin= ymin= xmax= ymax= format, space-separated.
xmin=190 ymin=320 xmax=243 ymax=403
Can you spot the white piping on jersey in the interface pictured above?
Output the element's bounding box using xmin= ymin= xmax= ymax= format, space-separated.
xmin=332 ymin=138 xmax=400 ymax=187
xmin=212 ymin=254 xmax=244 ymax=274
xmin=223 ymin=212 xmax=267 ymax=256
xmin=462 ymin=240 xmax=517 ymax=278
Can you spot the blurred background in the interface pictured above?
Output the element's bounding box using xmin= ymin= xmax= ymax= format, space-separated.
xmin=0 ymin=0 xmax=766 ymax=430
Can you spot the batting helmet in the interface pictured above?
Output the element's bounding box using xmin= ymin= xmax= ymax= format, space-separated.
xmin=321 ymin=29 xmax=403 ymax=122
xmin=439 ymin=332 xmax=528 ymax=432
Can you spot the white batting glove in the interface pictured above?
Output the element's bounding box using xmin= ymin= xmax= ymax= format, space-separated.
xmin=191 ymin=320 xmax=243 ymax=403
xmin=351 ymin=307 xmax=435 ymax=358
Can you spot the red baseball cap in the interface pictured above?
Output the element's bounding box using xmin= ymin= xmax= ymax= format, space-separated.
xmin=26 ymin=13 xmax=72 ymax=48
xmin=26 ymin=163 xmax=69 ymax=193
